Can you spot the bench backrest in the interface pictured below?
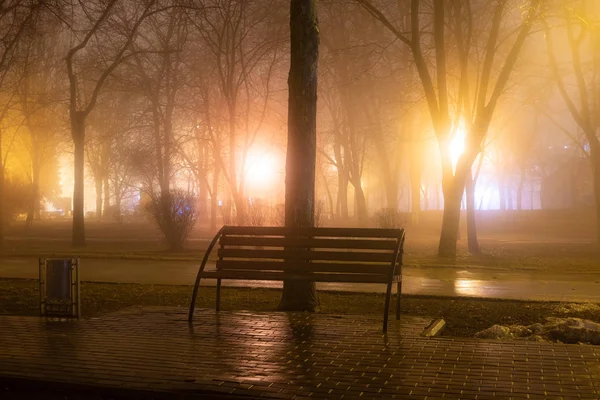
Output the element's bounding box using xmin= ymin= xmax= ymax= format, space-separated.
xmin=215 ymin=226 xmax=405 ymax=280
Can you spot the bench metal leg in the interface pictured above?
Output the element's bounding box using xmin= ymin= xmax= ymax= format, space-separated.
xmin=396 ymin=281 xmax=402 ymax=320
xmin=383 ymin=282 xmax=392 ymax=332
xmin=216 ymin=279 xmax=222 ymax=311
xmin=188 ymin=276 xmax=203 ymax=322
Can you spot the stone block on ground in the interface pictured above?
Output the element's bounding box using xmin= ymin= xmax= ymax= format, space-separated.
xmin=547 ymin=318 xmax=600 ymax=345
xmin=475 ymin=318 xmax=600 ymax=345
xmin=475 ymin=325 xmax=512 ymax=339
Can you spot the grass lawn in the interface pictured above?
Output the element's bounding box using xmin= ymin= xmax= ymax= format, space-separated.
xmin=5 ymin=216 xmax=600 ymax=273
xmin=1 ymin=278 xmax=599 ymax=338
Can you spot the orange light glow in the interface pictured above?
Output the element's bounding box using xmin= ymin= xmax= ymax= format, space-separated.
xmin=449 ymin=120 xmax=466 ymax=173
xmin=245 ymin=149 xmax=277 ymax=187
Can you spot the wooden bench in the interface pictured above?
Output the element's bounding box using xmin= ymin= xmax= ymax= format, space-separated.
xmin=188 ymin=226 xmax=405 ymax=331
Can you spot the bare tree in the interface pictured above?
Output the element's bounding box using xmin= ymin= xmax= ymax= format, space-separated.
xmin=124 ymin=6 xmax=195 ymax=249
xmin=545 ymin=0 xmax=600 ymax=242
xmin=16 ymin=19 xmax=65 ymax=227
xmin=0 ymin=1 xmax=47 ymax=244
xmin=358 ymin=0 xmax=543 ymax=256
xmin=179 ymin=38 xmax=224 ymax=233
xmin=85 ymin=117 xmax=111 ymax=221
xmin=319 ymin=11 xmax=369 ymax=225
xmin=65 ymin=0 xmax=160 ymax=245
xmin=189 ymin=0 xmax=285 ymax=225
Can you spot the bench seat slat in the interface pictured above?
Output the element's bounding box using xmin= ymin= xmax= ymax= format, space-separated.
xmin=219 ymin=236 xmax=398 ymax=250
xmin=217 ymin=248 xmax=394 ymax=262
xmin=221 ymin=226 xmax=403 ymax=238
xmin=199 ymin=270 xmax=398 ymax=283
xmin=216 ymin=260 xmax=394 ymax=274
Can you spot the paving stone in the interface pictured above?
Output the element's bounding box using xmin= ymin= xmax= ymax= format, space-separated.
xmin=0 ymin=308 xmax=599 ymax=399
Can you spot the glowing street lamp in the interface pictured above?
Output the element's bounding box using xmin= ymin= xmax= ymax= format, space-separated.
xmin=449 ymin=120 xmax=466 ymax=174
xmin=245 ymin=150 xmax=277 ymax=187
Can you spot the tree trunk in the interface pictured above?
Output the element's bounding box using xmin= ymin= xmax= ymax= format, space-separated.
xmin=337 ymin=169 xmax=349 ymax=219
xmin=465 ymin=174 xmax=480 ymax=254
xmin=95 ymin=177 xmax=103 ymax=222
xmin=466 ymin=153 xmax=485 ymax=253
xmin=210 ymin=164 xmax=219 ymax=233
xmin=197 ymin=172 xmax=208 ymax=227
xmin=498 ymin=174 xmax=506 ymax=211
xmin=72 ymin=114 xmax=86 ymax=246
xmin=517 ymin=167 xmax=525 ymax=211
xmin=438 ymin=155 xmax=472 ymax=258
xmin=320 ymin=169 xmax=335 ymax=218
xmin=279 ymin=0 xmax=319 ymax=312
xmin=409 ymin=130 xmax=423 ymax=224
xmin=372 ymin=127 xmax=397 ymax=211
xmin=410 ymin=160 xmax=422 ymax=225
xmin=421 ymin=185 xmax=429 ymax=210
xmin=115 ymin=194 xmax=122 ymax=223
xmin=227 ymin=96 xmax=239 ymax=225
xmin=380 ymin=157 xmax=397 ymax=211
xmin=506 ymin=181 xmax=513 ymax=210
xmin=161 ymin=96 xmax=175 ymax=249
xmin=333 ymin=139 xmax=348 ymax=219
xmin=25 ymin=186 xmax=36 ymax=227
xmin=438 ymin=185 xmax=462 ymax=257
xmin=351 ymin=178 xmax=368 ymax=226
xmin=26 ymin=151 xmax=40 ymax=226
xmin=232 ymin=192 xmax=246 ymax=226
xmin=589 ymin=146 xmax=600 ymax=244
xmin=103 ymin=176 xmax=110 ymax=219
xmin=34 ymin=181 xmax=40 ymax=220
xmin=0 ymin=135 xmax=4 ymax=248
xmin=101 ymin=140 xmax=110 ymax=219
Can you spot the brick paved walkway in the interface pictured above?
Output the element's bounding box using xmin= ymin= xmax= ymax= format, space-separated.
xmin=1 ymin=308 xmax=600 ymax=399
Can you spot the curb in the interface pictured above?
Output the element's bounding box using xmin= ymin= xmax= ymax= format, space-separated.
xmin=421 ymin=318 xmax=446 ymax=337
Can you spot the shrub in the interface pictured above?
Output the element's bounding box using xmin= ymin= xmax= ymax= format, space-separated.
xmin=374 ymin=208 xmax=404 ymax=229
xmin=219 ymin=203 xmax=234 ymax=226
xmin=247 ymin=202 xmax=271 ymax=226
xmin=146 ymin=189 xmax=198 ymax=250
xmin=273 ymin=204 xmax=285 ymax=227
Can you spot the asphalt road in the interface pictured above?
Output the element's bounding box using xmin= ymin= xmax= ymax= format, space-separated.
xmin=2 ymin=257 xmax=600 ymax=302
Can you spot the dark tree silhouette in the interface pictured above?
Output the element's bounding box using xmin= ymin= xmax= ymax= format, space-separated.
xmin=279 ymin=0 xmax=319 ymax=311
xmin=66 ymin=0 xmax=160 ymax=246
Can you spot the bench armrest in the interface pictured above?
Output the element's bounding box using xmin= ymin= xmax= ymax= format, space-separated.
xmin=188 ymin=225 xmax=226 ymax=322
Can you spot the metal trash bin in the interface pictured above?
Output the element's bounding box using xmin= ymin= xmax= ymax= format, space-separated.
xmin=39 ymin=258 xmax=80 ymax=318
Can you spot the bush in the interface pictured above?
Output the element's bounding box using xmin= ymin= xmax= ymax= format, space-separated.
xmin=247 ymin=202 xmax=271 ymax=226
xmin=374 ymin=208 xmax=404 ymax=229
xmin=219 ymin=203 xmax=234 ymax=226
xmin=273 ymin=204 xmax=285 ymax=226
xmin=146 ymin=189 xmax=198 ymax=250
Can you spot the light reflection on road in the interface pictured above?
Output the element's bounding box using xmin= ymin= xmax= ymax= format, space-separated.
xmin=454 ymin=278 xmax=487 ymax=297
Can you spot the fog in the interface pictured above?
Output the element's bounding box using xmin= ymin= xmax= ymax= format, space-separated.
xmin=0 ymin=0 xmax=598 ymax=254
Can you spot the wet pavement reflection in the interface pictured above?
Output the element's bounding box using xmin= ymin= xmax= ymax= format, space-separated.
xmin=1 ymin=308 xmax=599 ymax=398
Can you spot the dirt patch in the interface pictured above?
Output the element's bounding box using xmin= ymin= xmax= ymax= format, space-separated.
xmin=1 ymin=278 xmax=599 ymax=338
